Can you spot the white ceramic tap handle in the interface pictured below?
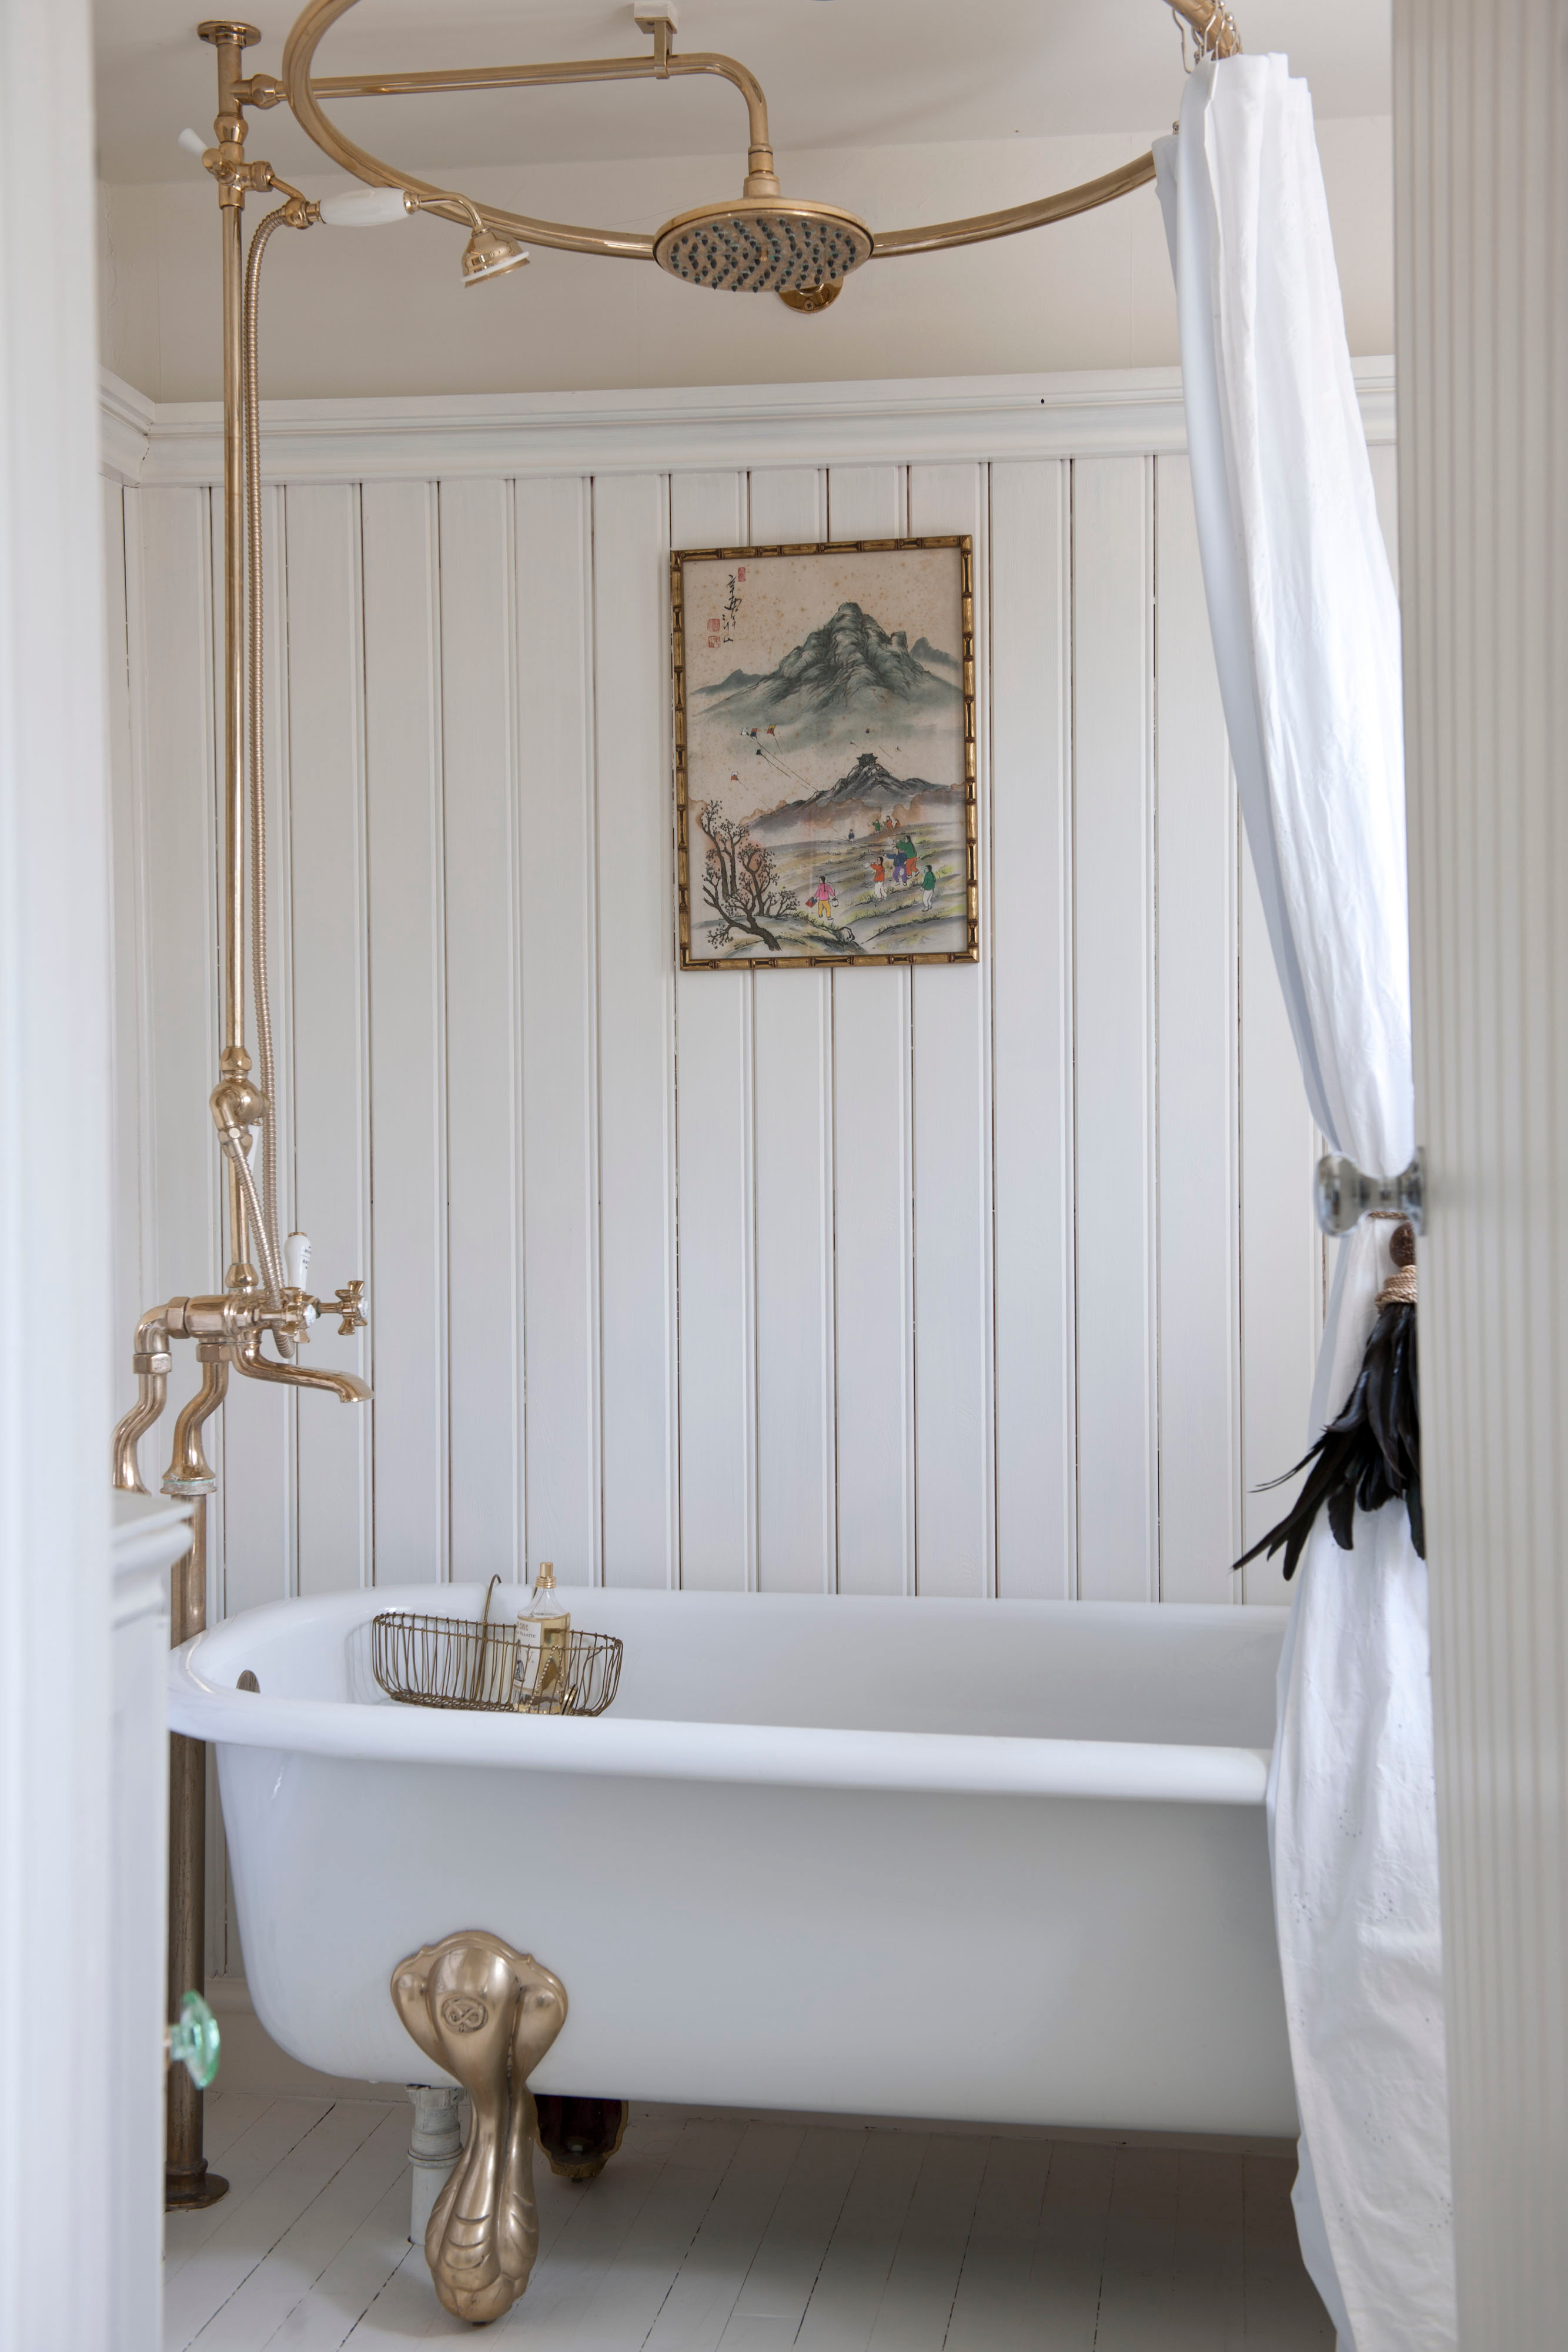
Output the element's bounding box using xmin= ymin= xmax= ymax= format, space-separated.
xmin=316 ymin=186 xmax=414 ymax=228
xmin=178 ymin=128 xmax=209 ymax=163
xmin=285 ymin=1232 xmax=312 ymax=1291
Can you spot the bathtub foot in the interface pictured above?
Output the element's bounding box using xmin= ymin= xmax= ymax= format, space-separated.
xmin=406 ymin=2084 xmax=465 ymax=2247
xmin=392 ymin=1931 xmax=567 ymax=2327
xmin=534 ymin=2094 xmax=629 ymax=2182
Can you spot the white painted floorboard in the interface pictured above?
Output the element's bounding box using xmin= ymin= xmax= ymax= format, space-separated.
xmin=165 ymin=2097 xmax=1332 ymax=2351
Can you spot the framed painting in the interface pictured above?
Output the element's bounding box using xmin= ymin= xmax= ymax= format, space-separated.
xmin=671 ymin=535 xmax=977 ymax=968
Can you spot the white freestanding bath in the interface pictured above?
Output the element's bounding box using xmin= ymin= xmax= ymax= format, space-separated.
xmin=169 ymin=1586 xmax=1298 ymax=2137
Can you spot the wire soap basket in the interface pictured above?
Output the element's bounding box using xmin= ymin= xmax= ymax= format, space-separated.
xmin=371 ymin=1575 xmax=623 ymax=1717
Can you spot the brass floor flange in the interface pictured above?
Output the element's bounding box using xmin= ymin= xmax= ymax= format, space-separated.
xmin=392 ymin=1932 xmax=568 ymax=2325
xmin=165 ymin=2164 xmax=230 ymax=2211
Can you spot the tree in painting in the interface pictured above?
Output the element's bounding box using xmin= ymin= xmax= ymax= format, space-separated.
xmin=696 ymin=800 xmax=800 ymax=953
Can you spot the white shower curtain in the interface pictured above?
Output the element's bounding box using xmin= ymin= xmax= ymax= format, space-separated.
xmin=1155 ymin=58 xmax=1456 ymax=2352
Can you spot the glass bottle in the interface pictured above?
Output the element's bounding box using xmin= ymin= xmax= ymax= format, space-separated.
xmin=513 ymin=1562 xmax=572 ymax=1713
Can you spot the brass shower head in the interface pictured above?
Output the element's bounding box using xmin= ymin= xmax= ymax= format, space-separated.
xmin=408 ymin=191 xmax=529 ymax=285
xmin=460 ymin=221 xmax=530 ymax=285
xmin=653 ymin=194 xmax=871 ymax=294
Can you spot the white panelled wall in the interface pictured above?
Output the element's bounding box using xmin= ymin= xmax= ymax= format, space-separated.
xmin=103 ymin=373 xmax=1397 ymax=1969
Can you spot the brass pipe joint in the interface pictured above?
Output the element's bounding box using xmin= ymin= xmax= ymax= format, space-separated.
xmin=112 ymin=1304 xmax=173 ymax=1494
xmin=162 ymin=1351 xmax=230 ymax=1500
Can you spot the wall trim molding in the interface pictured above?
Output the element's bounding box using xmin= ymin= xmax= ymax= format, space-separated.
xmin=101 ymin=357 xmax=1395 ymax=486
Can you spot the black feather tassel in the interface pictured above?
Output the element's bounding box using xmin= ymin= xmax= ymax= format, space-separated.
xmin=1236 ymin=1220 xmax=1423 ymax=1578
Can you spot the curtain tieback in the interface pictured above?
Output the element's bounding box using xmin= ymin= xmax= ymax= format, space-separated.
xmin=1236 ymin=1217 xmax=1422 ymax=1576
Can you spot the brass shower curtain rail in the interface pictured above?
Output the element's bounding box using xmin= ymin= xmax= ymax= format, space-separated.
xmin=275 ymin=0 xmax=1239 ymax=267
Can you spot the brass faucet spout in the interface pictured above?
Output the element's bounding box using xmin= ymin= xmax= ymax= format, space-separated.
xmin=233 ymin=1331 xmax=370 ymax=1404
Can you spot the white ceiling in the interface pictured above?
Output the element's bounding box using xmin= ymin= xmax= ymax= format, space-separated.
xmin=94 ymin=0 xmax=1392 ymax=185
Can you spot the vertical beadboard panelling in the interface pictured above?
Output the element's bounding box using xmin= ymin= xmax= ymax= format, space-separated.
xmin=103 ymin=483 xmax=148 ymax=1391
xmin=514 ymin=476 xmax=600 ymax=1587
xmin=439 ymin=479 xmax=524 ymax=1584
xmin=1071 ymin=457 xmax=1158 ymax=1601
xmin=216 ymin=483 xmax=296 ymax=1619
xmin=1396 ymin=2 xmax=1568 ymax=2335
xmin=1153 ymin=456 xmax=1241 ymax=1602
xmin=361 ymin=481 xmax=448 ymax=1586
xmin=593 ymin=473 xmax=678 ymax=1589
xmin=112 ymin=400 xmax=1347 ymax=1645
xmin=671 ymin=470 xmax=755 ymax=1592
xmin=128 ymin=488 xmax=222 ymax=1458
xmin=825 ymin=465 xmax=915 ymax=1596
xmin=907 ymin=463 xmax=994 ymax=1596
xmin=989 ymin=460 xmax=1075 ymax=1599
xmin=1236 ymin=847 xmax=1323 ymax=1599
xmin=747 ymin=467 xmax=835 ymax=1595
xmin=285 ymin=485 xmax=372 ymax=1593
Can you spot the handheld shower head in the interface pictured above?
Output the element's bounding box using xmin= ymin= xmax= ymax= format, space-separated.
xmin=653 ymin=194 xmax=870 ymax=294
xmin=459 ymin=223 xmax=529 ymax=285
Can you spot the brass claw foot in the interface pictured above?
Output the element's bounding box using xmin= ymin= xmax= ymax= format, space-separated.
xmin=534 ymin=2093 xmax=630 ymax=2182
xmin=391 ymin=1930 xmax=567 ymax=2325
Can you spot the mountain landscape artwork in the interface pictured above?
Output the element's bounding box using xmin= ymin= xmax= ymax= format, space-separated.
xmin=673 ymin=537 xmax=976 ymax=967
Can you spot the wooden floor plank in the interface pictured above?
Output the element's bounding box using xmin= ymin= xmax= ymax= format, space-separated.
xmin=551 ymin=2119 xmax=749 ymax=2352
xmin=933 ymin=2139 xmax=1053 ymax=2352
xmin=867 ymin=2132 xmax=989 ymax=2352
xmin=794 ymin=2132 xmax=930 ymax=2352
xmin=166 ymin=2104 xmax=389 ymax=2349
xmin=1092 ymin=2147 xmax=1183 ymax=2351
xmin=342 ymin=2242 xmax=476 ymax=2344
xmin=1241 ymin=2156 xmax=1335 ymax=2348
xmin=722 ymin=2128 xmax=868 ymax=2334
xmin=1165 ymin=2153 xmax=1246 ymax=2352
xmin=259 ymin=2175 xmax=413 ymax=2351
xmin=165 ymin=2102 xmax=337 ymax=2287
xmin=203 ymin=2096 xmax=282 ymax=2162
xmin=1022 ymin=2139 xmax=1116 ymax=2351
xmin=711 ymin=2323 xmax=799 ymax=2352
xmin=497 ymin=2122 xmax=695 ymax=2340
xmin=642 ymin=2124 xmax=806 ymax=2352
xmin=189 ymin=2107 xmax=411 ymax=2351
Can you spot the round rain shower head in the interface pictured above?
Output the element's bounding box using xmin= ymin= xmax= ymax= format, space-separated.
xmin=653 ymin=197 xmax=871 ymax=294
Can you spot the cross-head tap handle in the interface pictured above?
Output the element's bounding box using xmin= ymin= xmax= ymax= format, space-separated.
xmin=330 ymin=1279 xmax=367 ymax=1337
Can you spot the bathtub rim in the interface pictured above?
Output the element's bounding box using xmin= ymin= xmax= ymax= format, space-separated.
xmin=172 ymin=1586 xmax=1278 ymax=1807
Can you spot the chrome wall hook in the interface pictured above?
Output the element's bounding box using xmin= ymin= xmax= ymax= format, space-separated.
xmin=1316 ymin=1148 xmax=1426 ymax=1237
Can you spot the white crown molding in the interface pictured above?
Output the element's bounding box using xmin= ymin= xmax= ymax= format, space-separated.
xmin=99 ymin=369 xmax=156 ymax=485
xmin=101 ymin=357 xmax=1395 ymax=486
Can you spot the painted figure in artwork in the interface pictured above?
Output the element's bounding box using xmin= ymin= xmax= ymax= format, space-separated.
xmin=677 ymin=540 xmax=974 ymax=966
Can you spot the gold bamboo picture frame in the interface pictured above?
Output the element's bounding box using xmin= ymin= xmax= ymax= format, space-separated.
xmin=672 ymin=536 xmax=978 ymax=968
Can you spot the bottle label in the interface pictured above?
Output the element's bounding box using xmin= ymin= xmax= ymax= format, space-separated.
xmin=512 ymin=1612 xmax=572 ymax=1713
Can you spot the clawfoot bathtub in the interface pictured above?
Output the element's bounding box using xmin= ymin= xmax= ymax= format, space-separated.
xmin=169 ymin=1586 xmax=1297 ymax=2139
